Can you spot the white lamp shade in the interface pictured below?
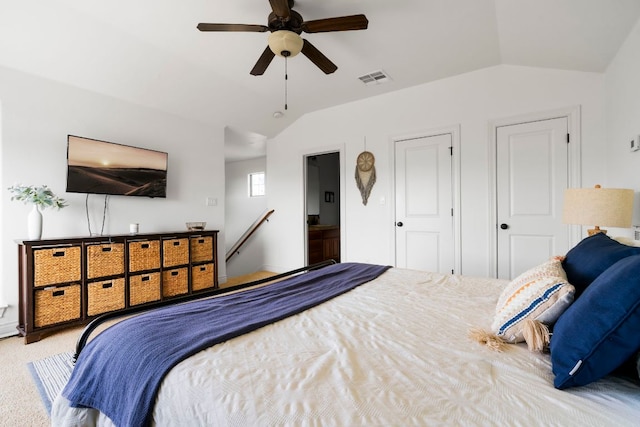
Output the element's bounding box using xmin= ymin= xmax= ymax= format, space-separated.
xmin=268 ymin=30 xmax=303 ymax=57
xmin=563 ymin=186 xmax=634 ymax=229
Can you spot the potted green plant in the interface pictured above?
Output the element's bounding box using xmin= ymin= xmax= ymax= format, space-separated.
xmin=8 ymin=184 xmax=67 ymax=240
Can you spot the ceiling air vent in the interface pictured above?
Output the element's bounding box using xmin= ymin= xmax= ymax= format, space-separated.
xmin=358 ymin=70 xmax=391 ymax=86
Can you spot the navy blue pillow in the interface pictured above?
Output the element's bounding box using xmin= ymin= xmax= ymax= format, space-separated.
xmin=562 ymin=233 xmax=640 ymax=297
xmin=551 ymin=254 xmax=640 ymax=389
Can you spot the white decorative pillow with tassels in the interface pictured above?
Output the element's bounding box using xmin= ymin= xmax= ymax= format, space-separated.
xmin=490 ymin=257 xmax=575 ymax=351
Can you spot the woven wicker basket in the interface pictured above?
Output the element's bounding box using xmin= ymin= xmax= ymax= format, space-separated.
xmin=129 ymin=272 xmax=161 ymax=306
xmin=34 ymin=284 xmax=81 ymax=327
xmin=87 ymin=243 xmax=125 ymax=279
xmin=34 ymin=246 xmax=81 ymax=286
xmin=87 ymin=278 xmax=125 ymax=316
xmin=128 ymin=240 xmax=160 ymax=272
xmin=162 ymin=238 xmax=189 ymax=267
xmin=190 ymin=236 xmax=213 ymax=263
xmin=162 ymin=267 xmax=188 ymax=297
xmin=192 ymin=263 xmax=215 ymax=291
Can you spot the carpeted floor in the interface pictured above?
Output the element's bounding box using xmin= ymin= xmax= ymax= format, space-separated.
xmin=0 ymin=325 xmax=81 ymax=427
xmin=0 ymin=271 xmax=275 ymax=426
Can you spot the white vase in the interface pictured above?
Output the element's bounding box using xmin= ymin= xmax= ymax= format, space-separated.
xmin=28 ymin=205 xmax=43 ymax=240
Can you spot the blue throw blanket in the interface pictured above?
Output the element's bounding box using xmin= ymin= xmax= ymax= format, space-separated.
xmin=62 ymin=262 xmax=390 ymax=427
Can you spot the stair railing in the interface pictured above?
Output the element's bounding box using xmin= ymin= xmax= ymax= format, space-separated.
xmin=226 ymin=209 xmax=275 ymax=262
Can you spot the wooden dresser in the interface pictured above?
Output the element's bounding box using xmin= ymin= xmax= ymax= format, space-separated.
xmin=17 ymin=230 xmax=218 ymax=343
xmin=308 ymin=225 xmax=340 ymax=264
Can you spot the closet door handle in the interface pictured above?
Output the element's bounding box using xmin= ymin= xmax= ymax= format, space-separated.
xmin=500 ymin=223 xmax=509 ymax=230
xmin=396 ymin=222 xmax=404 ymax=227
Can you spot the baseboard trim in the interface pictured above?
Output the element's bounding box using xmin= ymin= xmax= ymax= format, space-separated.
xmin=0 ymin=321 xmax=18 ymax=339
xmin=262 ymin=264 xmax=287 ymax=274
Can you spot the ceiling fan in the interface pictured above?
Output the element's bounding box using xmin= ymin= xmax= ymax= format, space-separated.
xmin=197 ymin=0 xmax=368 ymax=76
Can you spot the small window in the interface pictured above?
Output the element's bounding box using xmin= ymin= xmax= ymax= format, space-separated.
xmin=249 ymin=172 xmax=265 ymax=197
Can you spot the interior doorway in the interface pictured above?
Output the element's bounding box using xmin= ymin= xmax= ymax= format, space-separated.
xmin=490 ymin=107 xmax=581 ymax=279
xmin=305 ymin=152 xmax=341 ymax=265
xmin=496 ymin=117 xmax=569 ymax=279
xmin=394 ymin=132 xmax=456 ymax=274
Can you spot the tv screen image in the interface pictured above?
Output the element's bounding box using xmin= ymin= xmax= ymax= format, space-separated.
xmin=66 ymin=135 xmax=168 ymax=198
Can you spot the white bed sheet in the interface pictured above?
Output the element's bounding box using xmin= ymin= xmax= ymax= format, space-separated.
xmin=52 ymin=268 xmax=640 ymax=426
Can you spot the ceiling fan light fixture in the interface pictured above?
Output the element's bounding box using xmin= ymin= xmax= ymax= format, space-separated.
xmin=268 ymin=30 xmax=303 ymax=57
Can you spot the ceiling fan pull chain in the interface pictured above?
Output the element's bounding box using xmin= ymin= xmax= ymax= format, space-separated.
xmin=284 ymin=56 xmax=288 ymax=110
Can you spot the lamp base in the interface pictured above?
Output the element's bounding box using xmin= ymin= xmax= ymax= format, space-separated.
xmin=587 ymin=226 xmax=607 ymax=236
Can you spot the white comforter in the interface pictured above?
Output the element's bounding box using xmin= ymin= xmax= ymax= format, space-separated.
xmin=53 ymin=268 xmax=640 ymax=426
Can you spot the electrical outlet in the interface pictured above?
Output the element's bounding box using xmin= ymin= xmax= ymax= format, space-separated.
xmin=630 ymin=135 xmax=640 ymax=152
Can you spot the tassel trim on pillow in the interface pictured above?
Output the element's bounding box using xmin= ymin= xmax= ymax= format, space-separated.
xmin=469 ymin=319 xmax=549 ymax=353
xmin=468 ymin=328 xmax=508 ymax=352
xmin=522 ymin=318 xmax=550 ymax=353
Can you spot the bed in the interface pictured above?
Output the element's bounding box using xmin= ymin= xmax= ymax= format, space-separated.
xmin=52 ymin=234 xmax=640 ymax=426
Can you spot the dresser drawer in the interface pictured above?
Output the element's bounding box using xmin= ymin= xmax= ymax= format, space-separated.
xmin=192 ymin=263 xmax=215 ymax=291
xmin=128 ymin=240 xmax=160 ymax=272
xmin=33 ymin=246 xmax=81 ymax=286
xmin=87 ymin=243 xmax=125 ymax=279
xmin=162 ymin=267 xmax=188 ymax=297
xmin=34 ymin=284 xmax=81 ymax=327
xmin=190 ymin=236 xmax=213 ymax=263
xmin=163 ymin=238 xmax=189 ymax=267
xmin=87 ymin=278 xmax=125 ymax=316
xmin=129 ymin=272 xmax=161 ymax=306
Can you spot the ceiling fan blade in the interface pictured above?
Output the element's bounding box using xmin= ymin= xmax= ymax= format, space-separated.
xmin=197 ymin=23 xmax=269 ymax=32
xmin=269 ymin=0 xmax=291 ymax=19
xmin=250 ymin=46 xmax=276 ymax=76
xmin=301 ymin=39 xmax=337 ymax=74
xmin=302 ymin=14 xmax=368 ymax=33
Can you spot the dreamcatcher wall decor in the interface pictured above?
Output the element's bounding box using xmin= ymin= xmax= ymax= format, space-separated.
xmin=355 ymin=145 xmax=376 ymax=206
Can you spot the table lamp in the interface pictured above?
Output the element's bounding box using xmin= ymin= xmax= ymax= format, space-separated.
xmin=563 ymin=185 xmax=634 ymax=235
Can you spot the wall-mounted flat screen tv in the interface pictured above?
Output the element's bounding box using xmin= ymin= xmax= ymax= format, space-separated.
xmin=66 ymin=135 xmax=168 ymax=198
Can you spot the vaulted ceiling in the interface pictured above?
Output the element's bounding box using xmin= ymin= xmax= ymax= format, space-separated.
xmin=1 ymin=1 xmax=639 ymax=160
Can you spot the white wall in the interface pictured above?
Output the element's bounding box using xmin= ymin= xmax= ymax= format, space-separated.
xmin=605 ymin=17 xmax=640 ymax=232
xmin=224 ymin=157 xmax=268 ymax=278
xmin=0 ymin=66 xmax=226 ymax=337
xmin=264 ymin=65 xmax=607 ymax=276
